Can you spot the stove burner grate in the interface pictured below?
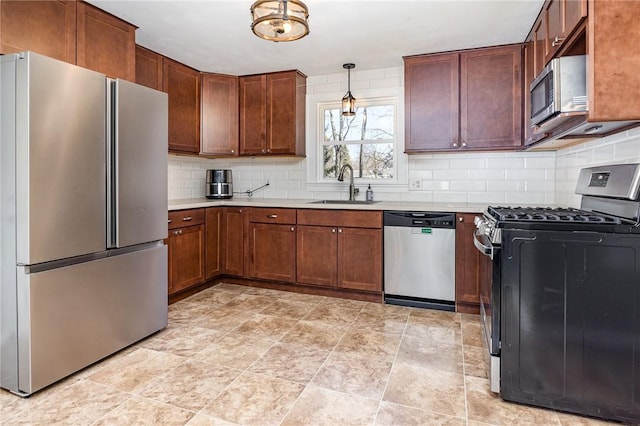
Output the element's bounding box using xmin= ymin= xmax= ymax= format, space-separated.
xmin=487 ymin=206 xmax=622 ymax=224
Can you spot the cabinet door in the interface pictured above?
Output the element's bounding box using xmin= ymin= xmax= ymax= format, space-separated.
xmin=0 ymin=0 xmax=76 ymax=62
xmin=168 ymin=225 xmax=205 ymax=295
xmin=76 ymin=2 xmax=135 ymax=81
xmin=163 ymin=58 xmax=201 ymax=153
xmin=296 ymin=225 xmax=338 ymax=287
xmin=205 ymin=208 xmax=222 ymax=279
xmin=249 ymin=223 xmax=296 ymax=282
xmin=222 ymin=208 xmax=245 ymax=277
xmin=454 ymin=213 xmax=481 ymax=313
xmin=404 ymin=53 xmax=460 ymax=152
xmin=135 ymin=45 xmax=163 ymax=91
xmin=201 ymin=74 xmax=239 ymax=156
xmin=545 ymin=0 xmax=563 ymax=62
xmin=564 ymin=0 xmax=587 ymax=37
xmin=532 ymin=14 xmax=546 ymax=76
xmin=337 ymin=228 xmax=382 ymax=292
xmin=266 ymin=71 xmax=304 ymax=155
xmin=460 ymin=45 xmax=522 ymax=150
xmin=239 ymin=74 xmax=267 ymax=155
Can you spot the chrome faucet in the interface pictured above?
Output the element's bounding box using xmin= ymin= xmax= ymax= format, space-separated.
xmin=337 ymin=164 xmax=358 ymax=201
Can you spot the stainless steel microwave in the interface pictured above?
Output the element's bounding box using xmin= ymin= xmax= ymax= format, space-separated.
xmin=530 ymin=55 xmax=587 ymax=127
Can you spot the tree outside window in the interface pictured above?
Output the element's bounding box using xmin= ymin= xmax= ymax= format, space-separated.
xmin=321 ymin=101 xmax=396 ymax=180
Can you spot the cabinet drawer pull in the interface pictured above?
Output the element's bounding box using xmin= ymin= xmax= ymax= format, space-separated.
xmin=552 ymin=36 xmax=565 ymax=47
xmin=173 ymin=230 xmax=182 ymax=236
xmin=182 ymin=217 xmax=192 ymax=222
xmin=267 ymin=214 xmax=278 ymax=218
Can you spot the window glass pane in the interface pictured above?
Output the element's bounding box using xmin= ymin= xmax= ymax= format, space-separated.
xmin=323 ymin=105 xmax=394 ymax=142
xmin=323 ymin=143 xmax=394 ymax=179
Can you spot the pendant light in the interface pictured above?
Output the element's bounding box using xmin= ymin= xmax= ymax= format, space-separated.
xmin=342 ymin=63 xmax=356 ymax=116
xmin=250 ymin=0 xmax=310 ymax=42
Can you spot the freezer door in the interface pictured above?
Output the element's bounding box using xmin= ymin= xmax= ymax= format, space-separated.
xmin=15 ymin=244 xmax=167 ymax=395
xmin=111 ymin=79 xmax=168 ymax=248
xmin=14 ymin=52 xmax=107 ymax=264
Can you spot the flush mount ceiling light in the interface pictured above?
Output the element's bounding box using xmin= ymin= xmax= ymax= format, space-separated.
xmin=342 ymin=63 xmax=356 ymax=116
xmin=250 ymin=0 xmax=309 ymax=42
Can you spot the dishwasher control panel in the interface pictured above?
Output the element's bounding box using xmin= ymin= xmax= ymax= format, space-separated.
xmin=384 ymin=211 xmax=456 ymax=229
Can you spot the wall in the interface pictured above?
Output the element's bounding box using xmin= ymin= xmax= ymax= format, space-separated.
xmin=169 ymin=66 xmax=640 ymax=206
xmin=555 ymin=127 xmax=640 ymax=207
xmin=169 ymin=66 xmax=558 ymax=206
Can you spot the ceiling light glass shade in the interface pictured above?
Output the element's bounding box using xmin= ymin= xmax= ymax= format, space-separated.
xmin=251 ymin=0 xmax=309 ymax=42
xmin=342 ymin=63 xmax=356 ymax=116
xmin=342 ymin=91 xmax=356 ymax=116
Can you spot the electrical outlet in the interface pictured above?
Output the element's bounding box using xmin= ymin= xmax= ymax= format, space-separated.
xmin=409 ymin=179 xmax=422 ymax=191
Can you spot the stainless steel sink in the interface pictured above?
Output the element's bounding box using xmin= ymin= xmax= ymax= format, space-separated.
xmin=309 ymin=199 xmax=379 ymax=205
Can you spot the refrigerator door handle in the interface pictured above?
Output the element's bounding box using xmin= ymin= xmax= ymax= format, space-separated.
xmin=106 ymin=78 xmax=117 ymax=249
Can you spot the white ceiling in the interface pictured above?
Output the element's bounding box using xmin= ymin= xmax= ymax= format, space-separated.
xmin=89 ymin=0 xmax=544 ymax=77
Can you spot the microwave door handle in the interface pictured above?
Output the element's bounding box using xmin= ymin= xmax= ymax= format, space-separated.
xmin=473 ymin=231 xmax=494 ymax=260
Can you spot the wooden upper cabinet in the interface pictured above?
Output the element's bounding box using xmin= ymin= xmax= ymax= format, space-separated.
xmin=266 ymin=71 xmax=306 ymax=155
xmin=405 ymin=45 xmax=522 ymax=153
xmin=201 ymin=73 xmax=239 ymax=156
xmin=76 ymin=1 xmax=136 ymax=81
xmin=0 ymin=0 xmax=76 ymax=62
xmin=460 ymin=45 xmax=522 ymax=150
xmin=545 ymin=0 xmax=587 ymax=62
xmin=135 ymin=45 xmax=163 ymax=91
xmin=163 ymin=58 xmax=201 ymax=153
xmin=532 ymin=13 xmax=546 ymax=76
xmin=239 ymin=70 xmax=306 ymax=156
xmin=588 ymin=0 xmax=640 ymax=122
xmin=404 ymin=53 xmax=459 ymax=151
xmin=239 ymin=74 xmax=267 ymax=155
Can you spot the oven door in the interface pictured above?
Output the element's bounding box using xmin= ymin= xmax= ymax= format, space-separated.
xmin=473 ymin=229 xmax=501 ymax=393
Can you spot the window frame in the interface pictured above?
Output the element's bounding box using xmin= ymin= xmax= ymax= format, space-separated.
xmin=305 ymin=86 xmax=407 ymax=188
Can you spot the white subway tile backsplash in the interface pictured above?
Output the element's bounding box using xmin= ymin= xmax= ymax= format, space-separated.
xmin=433 ymin=169 xmax=470 ymax=180
xmin=467 ymin=192 xmax=505 ymax=204
xmin=433 ymin=192 xmax=468 ymax=203
xmin=450 ymin=180 xmax=486 ymax=192
xmin=505 ymin=168 xmax=546 ymax=180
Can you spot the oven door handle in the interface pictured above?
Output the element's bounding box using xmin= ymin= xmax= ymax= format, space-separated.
xmin=473 ymin=230 xmax=494 ymax=260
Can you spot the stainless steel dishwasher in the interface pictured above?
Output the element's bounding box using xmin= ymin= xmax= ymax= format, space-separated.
xmin=384 ymin=211 xmax=456 ymax=311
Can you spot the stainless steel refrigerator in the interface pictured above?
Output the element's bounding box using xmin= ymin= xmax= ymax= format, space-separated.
xmin=0 ymin=52 xmax=168 ymax=396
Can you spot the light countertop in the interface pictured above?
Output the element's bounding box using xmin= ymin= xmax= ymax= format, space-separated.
xmin=168 ymin=197 xmax=491 ymax=213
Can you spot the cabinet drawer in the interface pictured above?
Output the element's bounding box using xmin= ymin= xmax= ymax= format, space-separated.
xmin=297 ymin=209 xmax=382 ymax=229
xmin=168 ymin=208 xmax=205 ymax=229
xmin=249 ymin=208 xmax=296 ymax=224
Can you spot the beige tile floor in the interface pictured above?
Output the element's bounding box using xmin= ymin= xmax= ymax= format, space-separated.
xmin=0 ymin=283 xmax=618 ymax=425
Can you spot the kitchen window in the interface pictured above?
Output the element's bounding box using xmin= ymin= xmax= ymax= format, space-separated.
xmin=320 ymin=99 xmax=396 ymax=181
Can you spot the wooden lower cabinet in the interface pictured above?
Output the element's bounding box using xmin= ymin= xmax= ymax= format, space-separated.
xmin=205 ymin=208 xmax=222 ymax=279
xmin=296 ymin=210 xmax=382 ymax=293
xmin=167 ymin=211 xmax=205 ymax=295
xmin=337 ymin=227 xmax=382 ymax=292
xmin=222 ymin=207 xmax=245 ymax=277
xmin=249 ymin=223 xmax=296 ymax=282
xmin=455 ymin=213 xmax=483 ymax=313
xmin=297 ymin=225 xmax=338 ymax=287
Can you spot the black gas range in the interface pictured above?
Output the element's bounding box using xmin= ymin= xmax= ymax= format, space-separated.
xmin=474 ymin=163 xmax=640 ymax=423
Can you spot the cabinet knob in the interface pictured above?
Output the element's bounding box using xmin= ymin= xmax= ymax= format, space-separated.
xmin=459 ymin=217 xmax=464 ymax=222
xmin=168 ymin=219 xmax=172 ymax=223
xmin=262 ymin=149 xmax=266 ymax=153
xmin=338 ymin=229 xmax=343 ymax=233
xmin=267 ymin=214 xmax=278 ymax=218
xmin=290 ymin=227 xmax=295 ymax=232
xmin=461 ymin=141 xmax=467 ymax=148
xmin=231 ymin=149 xmax=235 ymax=153
xmin=452 ymin=142 xmax=458 ymax=147
xmin=331 ymin=228 xmax=336 ymax=233
xmin=552 ymin=36 xmax=565 ymax=47
xmin=267 ymin=149 xmax=271 ymax=153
